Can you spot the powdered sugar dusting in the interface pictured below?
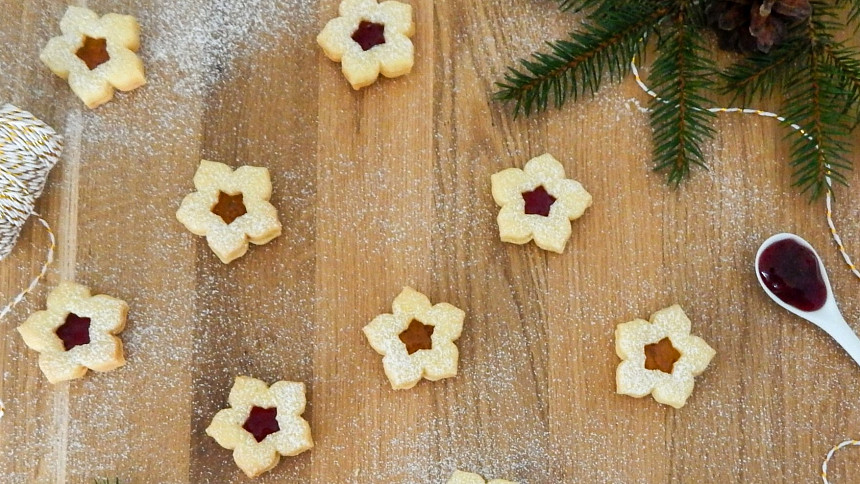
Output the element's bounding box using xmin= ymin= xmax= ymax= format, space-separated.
xmin=3 ymin=0 xmax=314 ymax=482
xmin=141 ymin=0 xmax=312 ymax=97
xmin=2 ymin=0 xmax=859 ymax=482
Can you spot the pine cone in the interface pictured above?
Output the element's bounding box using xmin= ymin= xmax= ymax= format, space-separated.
xmin=706 ymin=0 xmax=812 ymax=54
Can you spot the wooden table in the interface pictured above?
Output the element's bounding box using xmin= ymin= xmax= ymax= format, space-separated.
xmin=2 ymin=1 xmax=860 ymax=482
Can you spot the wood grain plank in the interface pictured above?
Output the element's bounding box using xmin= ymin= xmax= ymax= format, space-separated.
xmin=1 ymin=1 xmax=81 ymax=481
xmin=59 ymin=0 xmax=202 ymax=478
xmin=312 ymin=0 xmax=440 ymax=481
xmin=187 ymin=7 xmax=320 ymax=483
xmin=1 ymin=0 xmax=860 ymax=482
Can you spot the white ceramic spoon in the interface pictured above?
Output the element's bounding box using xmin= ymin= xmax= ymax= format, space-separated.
xmin=755 ymin=233 xmax=860 ymax=368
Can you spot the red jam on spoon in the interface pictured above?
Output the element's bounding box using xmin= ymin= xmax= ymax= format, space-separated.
xmin=522 ymin=186 xmax=556 ymax=217
xmin=56 ymin=313 xmax=92 ymax=351
xmin=352 ymin=21 xmax=386 ymax=51
xmin=757 ymin=239 xmax=827 ymax=312
xmin=242 ymin=406 xmax=280 ymax=442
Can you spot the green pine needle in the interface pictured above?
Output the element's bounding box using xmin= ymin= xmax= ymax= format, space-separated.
xmin=494 ymin=2 xmax=670 ymax=116
xmin=835 ymin=0 xmax=860 ymax=26
xmin=557 ymin=0 xmax=608 ymax=13
xmin=782 ymin=49 xmax=855 ymax=196
xmin=720 ymin=36 xmax=807 ymax=103
xmin=495 ymin=0 xmax=860 ymax=196
xmin=823 ymin=44 xmax=860 ymax=127
xmin=775 ymin=2 xmax=857 ymax=197
xmin=649 ymin=8 xmax=718 ymax=183
xmin=93 ymin=479 xmax=121 ymax=484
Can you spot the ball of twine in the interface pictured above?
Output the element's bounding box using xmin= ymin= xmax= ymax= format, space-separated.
xmin=0 ymin=103 xmax=63 ymax=260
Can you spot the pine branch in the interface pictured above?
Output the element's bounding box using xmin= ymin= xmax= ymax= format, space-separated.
xmin=557 ymin=0 xmax=608 ymax=13
xmin=822 ymin=43 xmax=860 ymax=127
xmin=834 ymin=0 xmax=860 ymax=27
xmin=494 ymin=2 xmax=670 ymax=116
xmin=781 ymin=59 xmax=853 ymax=196
xmin=494 ymin=0 xmax=859 ymax=195
xmin=780 ymin=3 xmax=856 ymax=197
xmin=649 ymin=6 xmax=718 ymax=184
xmin=720 ymin=36 xmax=808 ymax=104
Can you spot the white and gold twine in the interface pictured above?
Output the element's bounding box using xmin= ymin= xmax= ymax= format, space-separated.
xmin=632 ymin=56 xmax=860 ymax=480
xmin=631 ymin=57 xmax=860 ymax=281
xmin=821 ymin=439 xmax=860 ymax=483
xmin=0 ymin=103 xmax=62 ymax=319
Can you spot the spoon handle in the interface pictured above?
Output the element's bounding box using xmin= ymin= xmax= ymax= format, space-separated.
xmin=821 ymin=316 xmax=860 ymax=368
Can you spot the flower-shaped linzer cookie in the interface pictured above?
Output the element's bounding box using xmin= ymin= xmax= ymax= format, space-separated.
xmin=40 ymin=6 xmax=146 ymax=109
xmin=363 ymin=287 xmax=465 ymax=390
xmin=176 ymin=160 xmax=282 ymax=264
xmin=491 ymin=154 xmax=592 ymax=253
xmin=206 ymin=376 xmax=313 ymax=478
xmin=448 ymin=470 xmax=518 ymax=484
xmin=615 ymin=305 xmax=716 ymax=409
xmin=17 ymin=281 xmax=128 ymax=384
xmin=317 ymin=0 xmax=415 ymax=89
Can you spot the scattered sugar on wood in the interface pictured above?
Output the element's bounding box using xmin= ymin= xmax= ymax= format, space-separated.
xmin=1 ymin=0 xmax=859 ymax=482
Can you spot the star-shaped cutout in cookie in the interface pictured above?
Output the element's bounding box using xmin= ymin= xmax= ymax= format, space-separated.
xmin=491 ymin=154 xmax=592 ymax=253
xmin=615 ymin=305 xmax=716 ymax=408
xmin=206 ymin=376 xmax=314 ymax=478
xmin=363 ymin=287 xmax=465 ymax=390
xmin=40 ymin=6 xmax=145 ymax=108
xmin=176 ymin=160 xmax=282 ymax=264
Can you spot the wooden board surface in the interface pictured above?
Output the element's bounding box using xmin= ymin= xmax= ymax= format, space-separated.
xmin=2 ymin=1 xmax=860 ymax=482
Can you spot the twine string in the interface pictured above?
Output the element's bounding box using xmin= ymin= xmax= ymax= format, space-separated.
xmin=821 ymin=439 xmax=860 ymax=483
xmin=0 ymin=104 xmax=63 ymax=260
xmin=630 ymin=57 xmax=859 ymax=280
xmin=631 ymin=57 xmax=860 ymax=481
xmin=0 ymin=104 xmax=62 ymax=319
xmin=0 ymin=216 xmax=55 ymax=320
